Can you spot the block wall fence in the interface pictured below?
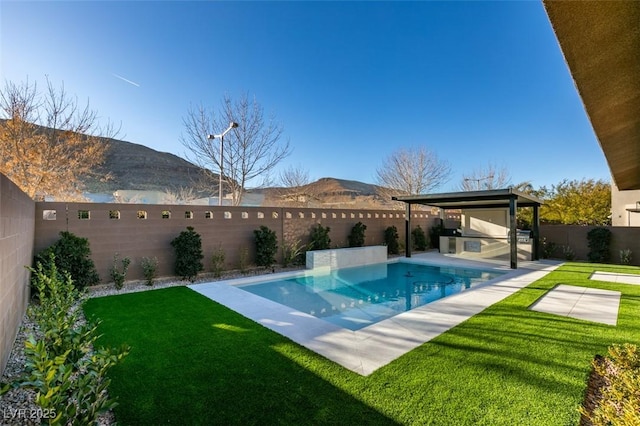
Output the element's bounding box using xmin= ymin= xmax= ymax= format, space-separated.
xmin=0 ymin=175 xmax=35 ymax=375
xmin=540 ymin=225 xmax=640 ymax=265
xmin=33 ymin=202 xmax=447 ymax=282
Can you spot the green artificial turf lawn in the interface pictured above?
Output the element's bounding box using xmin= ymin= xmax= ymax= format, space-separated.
xmin=83 ymin=262 xmax=640 ymax=425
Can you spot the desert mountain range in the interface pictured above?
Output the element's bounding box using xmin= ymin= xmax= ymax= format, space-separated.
xmin=83 ymin=137 xmax=397 ymax=208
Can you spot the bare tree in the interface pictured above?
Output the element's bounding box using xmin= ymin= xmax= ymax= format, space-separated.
xmin=181 ymin=93 xmax=291 ymax=206
xmin=273 ymin=164 xmax=316 ymax=206
xmin=0 ymin=78 xmax=119 ymax=199
xmin=459 ymin=163 xmax=511 ymax=191
xmin=163 ymin=186 xmax=200 ymax=204
xmin=375 ymin=146 xmax=451 ymax=197
xmin=279 ymin=164 xmax=310 ymax=189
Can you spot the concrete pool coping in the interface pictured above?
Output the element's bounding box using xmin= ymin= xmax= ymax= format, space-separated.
xmin=190 ymin=253 xmax=562 ymax=376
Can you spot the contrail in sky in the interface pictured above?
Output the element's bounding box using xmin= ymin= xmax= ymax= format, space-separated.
xmin=112 ymin=73 xmax=140 ymax=87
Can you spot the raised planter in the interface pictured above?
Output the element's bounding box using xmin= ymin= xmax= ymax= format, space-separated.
xmin=305 ymin=245 xmax=387 ymax=271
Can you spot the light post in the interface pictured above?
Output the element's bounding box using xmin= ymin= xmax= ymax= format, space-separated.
xmin=208 ymin=121 xmax=238 ymax=206
xmin=464 ymin=174 xmax=494 ymax=190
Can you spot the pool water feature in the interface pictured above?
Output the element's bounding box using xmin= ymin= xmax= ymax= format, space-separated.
xmin=238 ymin=261 xmax=504 ymax=330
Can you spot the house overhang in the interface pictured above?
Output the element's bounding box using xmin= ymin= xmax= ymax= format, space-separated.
xmin=543 ymin=1 xmax=640 ymax=190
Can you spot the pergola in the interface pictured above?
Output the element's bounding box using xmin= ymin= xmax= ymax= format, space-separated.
xmin=392 ymin=188 xmax=544 ymax=269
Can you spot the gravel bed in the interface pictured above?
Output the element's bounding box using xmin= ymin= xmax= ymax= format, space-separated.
xmin=1 ymin=266 xmax=302 ymax=425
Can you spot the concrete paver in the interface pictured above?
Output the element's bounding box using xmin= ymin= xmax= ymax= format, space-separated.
xmin=529 ymin=284 xmax=620 ymax=326
xmin=591 ymin=271 xmax=640 ymax=285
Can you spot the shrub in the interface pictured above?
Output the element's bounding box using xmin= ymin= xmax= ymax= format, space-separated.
xmin=412 ymin=225 xmax=428 ymax=251
xmin=384 ymin=226 xmax=399 ymax=255
xmin=109 ymin=253 xmax=131 ymax=290
xmin=238 ymin=246 xmax=250 ymax=273
xmin=562 ymin=245 xmax=576 ymax=261
xmin=140 ymin=256 xmax=158 ymax=286
xmin=27 ymin=254 xmax=86 ymax=362
xmin=587 ymin=227 xmax=612 ymax=263
xmin=34 ymin=231 xmax=100 ymax=291
xmin=1 ymin=255 xmax=130 ymax=424
xmin=348 ymin=222 xmax=367 ymax=247
xmin=211 ymin=245 xmax=226 ymax=278
xmin=581 ymin=343 xmax=640 ymax=425
xmin=541 ymin=238 xmax=557 ymax=259
xmin=429 ymin=221 xmax=445 ymax=250
xmin=620 ymin=249 xmax=632 ymax=265
xmin=309 ymin=224 xmax=331 ymax=250
xmin=282 ymin=239 xmax=306 ymax=267
xmin=254 ymin=225 xmax=278 ymax=268
xmin=170 ymin=226 xmax=204 ymax=281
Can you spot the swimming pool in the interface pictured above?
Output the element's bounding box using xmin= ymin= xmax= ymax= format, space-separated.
xmin=238 ymin=261 xmax=505 ymax=330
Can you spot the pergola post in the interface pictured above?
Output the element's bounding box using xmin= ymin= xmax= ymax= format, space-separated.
xmin=405 ymin=202 xmax=412 ymax=258
xmin=509 ymin=196 xmax=517 ymax=269
xmin=532 ymin=204 xmax=540 ymax=260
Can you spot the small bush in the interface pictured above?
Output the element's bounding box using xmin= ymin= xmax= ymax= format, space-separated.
xmin=238 ymin=246 xmax=250 ymax=273
xmin=620 ymin=249 xmax=632 ymax=265
xmin=348 ymin=222 xmax=367 ymax=247
xmin=140 ymin=256 xmax=158 ymax=286
xmin=211 ymin=245 xmax=226 ymax=278
xmin=109 ymin=253 xmax=131 ymax=290
xmin=429 ymin=222 xmax=445 ymax=249
xmin=562 ymin=245 xmax=576 ymax=261
xmin=581 ymin=343 xmax=640 ymax=425
xmin=541 ymin=238 xmax=557 ymax=259
xmin=1 ymin=254 xmax=130 ymax=425
xmin=384 ymin=226 xmax=399 ymax=255
xmin=34 ymin=231 xmax=100 ymax=291
xmin=412 ymin=225 xmax=428 ymax=251
xmin=170 ymin=226 xmax=204 ymax=281
xmin=282 ymin=240 xmax=306 ymax=267
xmin=309 ymin=224 xmax=331 ymax=250
xmin=587 ymin=227 xmax=612 ymax=263
xmin=254 ymin=226 xmax=278 ymax=268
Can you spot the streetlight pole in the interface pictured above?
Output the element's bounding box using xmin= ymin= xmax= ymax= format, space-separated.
xmin=208 ymin=121 xmax=239 ymax=206
xmin=464 ymin=174 xmax=494 ymax=190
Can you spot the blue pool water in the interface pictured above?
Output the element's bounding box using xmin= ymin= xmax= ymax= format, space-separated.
xmin=238 ymin=262 xmax=504 ymax=330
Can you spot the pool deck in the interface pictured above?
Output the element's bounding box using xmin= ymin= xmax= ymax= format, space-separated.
xmin=191 ymin=253 xmax=562 ymax=376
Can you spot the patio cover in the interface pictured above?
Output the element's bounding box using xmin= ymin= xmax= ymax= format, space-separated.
xmin=392 ymin=188 xmax=544 ymax=269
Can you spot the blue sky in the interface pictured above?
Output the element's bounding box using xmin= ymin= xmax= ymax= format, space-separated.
xmin=1 ymin=1 xmax=610 ymax=191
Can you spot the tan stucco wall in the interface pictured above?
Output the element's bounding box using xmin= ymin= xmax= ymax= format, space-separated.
xmin=460 ymin=208 xmax=509 ymax=238
xmin=611 ymin=182 xmax=640 ymax=226
xmin=0 ymin=174 xmax=35 ymax=375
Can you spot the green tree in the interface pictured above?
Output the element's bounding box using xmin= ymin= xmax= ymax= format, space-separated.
xmin=254 ymin=225 xmax=278 ymax=268
xmin=170 ymin=226 xmax=204 ymax=281
xmin=309 ymin=224 xmax=331 ymax=250
xmin=540 ymin=179 xmax=611 ymax=225
xmin=412 ymin=225 xmax=427 ymax=251
xmin=34 ymin=231 xmax=100 ymax=291
xmin=384 ymin=226 xmax=399 ymax=255
xmin=348 ymin=222 xmax=367 ymax=247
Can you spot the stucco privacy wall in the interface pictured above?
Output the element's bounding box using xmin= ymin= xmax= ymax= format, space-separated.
xmin=34 ymin=202 xmax=440 ymax=282
xmin=0 ymin=174 xmax=35 ymax=375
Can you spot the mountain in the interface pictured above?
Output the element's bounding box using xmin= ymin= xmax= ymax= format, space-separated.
xmin=254 ymin=177 xmax=396 ymax=208
xmin=82 ymin=138 xmax=210 ymax=193
xmin=81 ymin=136 xmax=395 ymax=207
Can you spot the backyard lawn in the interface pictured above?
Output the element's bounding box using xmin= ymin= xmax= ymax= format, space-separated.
xmin=83 ymin=262 xmax=640 ymax=425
